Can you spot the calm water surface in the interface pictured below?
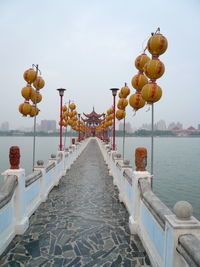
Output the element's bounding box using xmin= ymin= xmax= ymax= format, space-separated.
xmin=0 ymin=136 xmax=199 ymax=220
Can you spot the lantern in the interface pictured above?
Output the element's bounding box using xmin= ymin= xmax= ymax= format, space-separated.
xmin=19 ymin=102 xmax=31 ymax=116
xmin=118 ymin=91 xmax=123 ymax=98
xmin=120 ymin=85 xmax=130 ymax=98
xmin=62 ymin=105 xmax=67 ymax=112
xmin=29 ymin=105 xmax=38 ymax=117
xmin=59 ymin=121 xmax=65 ymax=126
xmin=31 ymin=91 xmax=42 ymax=104
xmin=68 ymin=111 xmax=73 ymax=118
xmin=117 ymin=98 xmax=128 ymax=110
xmin=129 ymin=93 xmax=145 ymax=111
xmin=116 ymin=109 xmax=126 ymax=120
xmin=141 ymin=82 xmax=162 ymax=103
xmin=23 ymin=68 xmax=37 ymax=84
xmin=69 ymin=103 xmax=76 ymax=110
xmin=147 ymin=33 xmax=168 ymax=57
xmin=33 ymin=76 xmax=45 ymax=90
xmin=21 ymin=85 xmax=35 ymax=101
xmin=67 ymin=119 xmax=73 ymax=126
xmin=144 ymin=58 xmax=165 ymax=80
xmin=131 ymin=73 xmax=148 ymax=91
xmin=135 ymin=53 xmax=150 ymax=72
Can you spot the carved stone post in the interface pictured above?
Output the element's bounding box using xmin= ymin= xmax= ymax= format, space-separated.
xmin=9 ymin=146 xmax=20 ymax=169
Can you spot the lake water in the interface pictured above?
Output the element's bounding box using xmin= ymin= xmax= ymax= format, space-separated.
xmin=0 ymin=136 xmax=199 ymax=220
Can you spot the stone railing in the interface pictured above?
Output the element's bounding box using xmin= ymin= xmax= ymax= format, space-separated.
xmin=97 ymin=138 xmax=200 ymax=267
xmin=0 ymin=138 xmax=89 ymax=255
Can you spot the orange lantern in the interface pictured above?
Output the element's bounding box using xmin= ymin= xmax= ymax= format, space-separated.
xmin=129 ymin=93 xmax=145 ymax=111
xmin=62 ymin=105 xmax=67 ymax=112
xmin=69 ymin=103 xmax=76 ymax=110
xmin=147 ymin=33 xmax=168 ymax=57
xmin=33 ymin=76 xmax=45 ymax=90
xmin=117 ymin=98 xmax=128 ymax=110
xmin=116 ymin=109 xmax=126 ymax=120
xmin=141 ymin=82 xmax=162 ymax=103
xmin=31 ymin=91 xmax=42 ymax=104
xmin=29 ymin=105 xmax=39 ymax=117
xmin=120 ymin=84 xmax=130 ymax=98
xmin=23 ymin=68 xmax=37 ymax=84
xmin=21 ymin=85 xmax=35 ymax=101
xmin=135 ymin=53 xmax=150 ymax=72
xmin=131 ymin=73 xmax=148 ymax=92
xmin=19 ymin=102 xmax=31 ymax=116
xmin=144 ymin=58 xmax=165 ymax=80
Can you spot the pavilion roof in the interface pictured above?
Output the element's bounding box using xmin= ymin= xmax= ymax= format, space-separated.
xmin=83 ymin=107 xmax=104 ymax=119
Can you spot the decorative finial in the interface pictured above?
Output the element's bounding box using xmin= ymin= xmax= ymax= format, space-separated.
xmin=9 ymin=146 xmax=20 ymax=169
xmin=135 ymin=147 xmax=147 ymax=171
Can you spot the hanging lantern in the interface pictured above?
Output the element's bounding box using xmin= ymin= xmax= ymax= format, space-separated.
xmin=117 ymin=98 xmax=128 ymax=110
xmin=147 ymin=33 xmax=168 ymax=57
xmin=21 ymin=85 xmax=35 ymax=101
xmin=62 ymin=105 xmax=67 ymax=112
xmin=131 ymin=73 xmax=148 ymax=91
xmin=72 ymin=111 xmax=77 ymax=116
xmin=23 ymin=68 xmax=37 ymax=84
xmin=129 ymin=93 xmax=145 ymax=111
xmin=68 ymin=111 xmax=74 ymax=118
xmin=141 ymin=82 xmax=162 ymax=103
xmin=120 ymin=84 xmax=130 ymax=98
xmin=116 ymin=109 xmax=126 ymax=120
xmin=59 ymin=121 xmax=65 ymax=126
xmin=19 ymin=102 xmax=31 ymax=116
xmin=118 ymin=91 xmax=123 ymax=98
xmin=67 ymin=119 xmax=73 ymax=126
xmin=31 ymin=91 xmax=42 ymax=104
xmin=63 ymin=121 xmax=67 ymax=127
xmin=144 ymin=58 xmax=165 ymax=80
xmin=69 ymin=103 xmax=76 ymax=110
xmin=29 ymin=105 xmax=39 ymax=117
xmin=135 ymin=53 xmax=150 ymax=72
xmin=33 ymin=76 xmax=45 ymax=90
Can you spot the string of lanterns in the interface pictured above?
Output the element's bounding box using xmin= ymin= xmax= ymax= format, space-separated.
xmin=19 ymin=66 xmax=45 ymax=117
xmin=116 ymin=83 xmax=130 ymax=121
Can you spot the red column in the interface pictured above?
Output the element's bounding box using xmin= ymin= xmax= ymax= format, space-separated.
xmin=59 ymin=95 xmax=63 ymax=151
xmin=113 ymin=95 xmax=116 ymax=150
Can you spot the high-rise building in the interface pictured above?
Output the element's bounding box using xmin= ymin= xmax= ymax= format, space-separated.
xmin=155 ymin=120 xmax=167 ymax=130
xmin=0 ymin=121 xmax=9 ymax=131
xmin=40 ymin=120 xmax=56 ymax=132
xmin=118 ymin=122 xmax=133 ymax=133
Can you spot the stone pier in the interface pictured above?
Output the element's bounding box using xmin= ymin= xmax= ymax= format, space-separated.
xmin=0 ymin=139 xmax=151 ymax=266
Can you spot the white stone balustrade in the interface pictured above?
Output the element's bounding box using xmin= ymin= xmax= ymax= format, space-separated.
xmin=97 ymin=138 xmax=200 ymax=267
xmin=0 ymin=138 xmax=89 ymax=256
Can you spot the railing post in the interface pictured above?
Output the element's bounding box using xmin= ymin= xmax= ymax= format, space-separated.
xmin=164 ymin=201 xmax=200 ymax=267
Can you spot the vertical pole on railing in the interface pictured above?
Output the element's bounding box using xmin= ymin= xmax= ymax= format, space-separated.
xmin=57 ymin=88 xmax=66 ymax=151
xmin=110 ymin=88 xmax=119 ymax=151
xmin=123 ymin=117 xmax=126 ymax=161
xmin=151 ymin=103 xmax=154 ymax=188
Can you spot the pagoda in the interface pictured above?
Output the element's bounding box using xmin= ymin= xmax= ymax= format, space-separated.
xmin=82 ymin=107 xmax=104 ymax=137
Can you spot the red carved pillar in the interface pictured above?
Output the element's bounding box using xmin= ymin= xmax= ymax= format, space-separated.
xmin=135 ymin=147 xmax=147 ymax=171
xmin=9 ymin=146 xmax=20 ymax=169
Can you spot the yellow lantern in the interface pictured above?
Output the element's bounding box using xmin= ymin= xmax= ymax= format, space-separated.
xmin=19 ymin=102 xmax=31 ymax=116
xmin=144 ymin=58 xmax=165 ymax=80
xmin=135 ymin=53 xmax=150 ymax=72
xmin=131 ymin=73 xmax=148 ymax=91
xmin=33 ymin=76 xmax=45 ymax=90
xmin=120 ymin=85 xmax=130 ymax=98
xmin=129 ymin=93 xmax=145 ymax=111
xmin=117 ymin=98 xmax=128 ymax=110
xmin=62 ymin=105 xmax=67 ymax=112
xmin=107 ymin=120 xmax=113 ymax=127
xmin=116 ymin=109 xmax=126 ymax=120
xmin=67 ymin=119 xmax=73 ymax=126
xmin=21 ymin=85 xmax=35 ymax=101
xmin=69 ymin=103 xmax=76 ymax=110
xmin=68 ymin=111 xmax=73 ymax=118
xmin=29 ymin=105 xmax=38 ymax=117
xmin=23 ymin=68 xmax=37 ymax=84
xmin=141 ymin=82 xmax=162 ymax=103
xmin=147 ymin=33 xmax=168 ymax=57
xmin=31 ymin=91 xmax=42 ymax=104
xmin=118 ymin=91 xmax=123 ymax=98
xmin=72 ymin=111 xmax=77 ymax=116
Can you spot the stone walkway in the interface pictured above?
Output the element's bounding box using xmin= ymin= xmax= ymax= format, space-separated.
xmin=0 ymin=139 xmax=151 ymax=266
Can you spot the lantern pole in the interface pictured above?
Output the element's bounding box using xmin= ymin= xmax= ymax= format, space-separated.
xmin=110 ymin=88 xmax=119 ymax=150
xmin=78 ymin=113 xmax=81 ymax=142
xmin=32 ymin=64 xmax=39 ymax=171
xmin=122 ymin=117 xmax=126 ymax=161
xmin=57 ymin=88 xmax=66 ymax=151
xmin=151 ymin=103 xmax=154 ymax=188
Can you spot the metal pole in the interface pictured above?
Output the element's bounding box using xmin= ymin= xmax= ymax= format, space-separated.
xmin=151 ymin=103 xmax=154 ymax=188
xmin=32 ymin=64 xmax=38 ymax=170
xmin=59 ymin=94 xmax=63 ymax=151
xmin=113 ymin=95 xmax=116 ymax=150
xmin=123 ymin=117 xmax=126 ymax=161
xmin=78 ymin=114 xmax=80 ymax=142
xmin=64 ymin=100 xmax=70 ymax=149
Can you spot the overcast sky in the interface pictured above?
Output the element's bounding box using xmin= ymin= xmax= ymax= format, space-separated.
xmin=0 ymin=0 xmax=199 ymax=130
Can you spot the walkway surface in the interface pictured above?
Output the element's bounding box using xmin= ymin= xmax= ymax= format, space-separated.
xmin=0 ymin=139 xmax=151 ymax=266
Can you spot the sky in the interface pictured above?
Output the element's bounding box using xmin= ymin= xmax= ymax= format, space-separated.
xmin=0 ymin=0 xmax=200 ymax=130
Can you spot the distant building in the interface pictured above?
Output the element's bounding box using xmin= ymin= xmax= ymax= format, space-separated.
xmin=155 ymin=120 xmax=167 ymax=130
xmin=40 ymin=120 xmax=56 ymax=132
xmin=168 ymin=122 xmax=183 ymax=130
xmin=118 ymin=122 xmax=133 ymax=133
xmin=198 ymin=124 xmax=200 ymax=130
xmin=0 ymin=121 xmax=9 ymax=131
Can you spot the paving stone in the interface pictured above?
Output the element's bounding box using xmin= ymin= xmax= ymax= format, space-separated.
xmin=0 ymin=140 xmax=151 ymax=266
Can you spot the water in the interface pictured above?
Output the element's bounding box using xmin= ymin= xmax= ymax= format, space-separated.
xmin=116 ymin=136 xmax=200 ymax=220
xmin=0 ymin=136 xmax=199 ymax=220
